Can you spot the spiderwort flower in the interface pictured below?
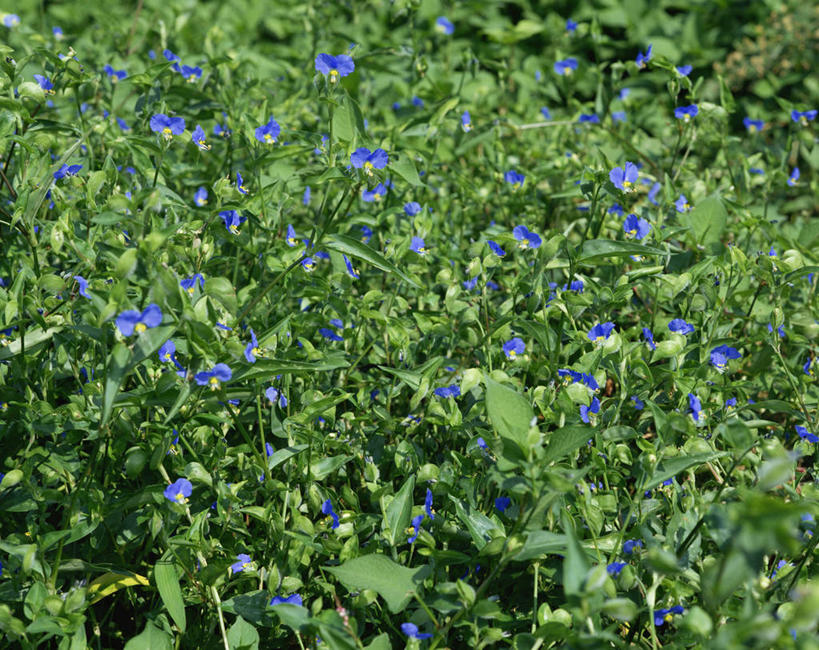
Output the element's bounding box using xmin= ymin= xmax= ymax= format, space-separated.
xmin=554 ymin=57 xmax=578 ymax=76
xmin=588 ymin=322 xmax=615 ymax=344
xmin=220 ymin=210 xmax=246 ymax=234
xmin=73 ymin=275 xmax=91 ymax=299
xmin=743 ymin=117 xmax=764 ymax=133
xmin=668 ymin=318 xmax=694 ymax=335
xmin=322 ymin=499 xmax=340 ymax=529
xmin=797 ymin=426 xmax=819 ymax=444
xmin=407 ymin=514 xmax=424 ymax=544
xmin=34 ymin=75 xmax=54 ymax=94
xmin=314 ymin=53 xmax=355 ymax=84
xmin=623 ymin=539 xmax=643 ymax=554
xmin=512 ymin=225 xmax=541 ymax=249
xmin=642 ymin=327 xmax=656 ymax=351
xmin=195 ymin=363 xmax=232 ymax=390
xmin=791 ymin=109 xmax=817 ymax=126
xmin=710 ymin=344 xmax=741 ymax=371
xmin=675 ymin=194 xmax=691 ymax=212
xmin=495 ymin=496 xmax=512 ymax=513
xmin=362 ymin=183 xmax=386 ymax=202
xmin=54 ymin=164 xmax=82 ymax=180
xmin=230 ymin=554 xmax=252 ymax=574
xmin=351 ymin=147 xmax=388 ymax=176
xmin=191 ymin=124 xmax=209 ymax=150
xmin=236 ymin=172 xmax=248 ymax=195
xmin=674 ymin=105 xmax=698 ymax=122
xmin=435 ymin=16 xmax=454 ymax=34
xmin=688 ymin=393 xmax=702 ymax=421
xmin=402 ymin=623 xmax=432 ymax=640
xmin=487 ymin=240 xmax=505 ymax=257
xmin=116 ymin=304 xmax=162 ymax=336
xmin=254 ymin=117 xmax=280 ymax=145
xmin=505 ymin=170 xmax=525 ymax=189
xmin=654 ymin=605 xmax=684 ymax=627
xmin=503 ymin=337 xmax=525 ymax=359
xmin=607 ymin=562 xmax=626 ymax=576
xmin=164 ymin=478 xmax=192 ymax=504
xmin=609 ymin=162 xmax=638 ymax=192
xmin=623 ymin=214 xmax=651 ymax=240
xmin=343 ymin=255 xmax=360 ymax=279
xmin=425 ymin=488 xmax=435 ymax=520
xmin=180 ymin=274 xmax=204 ymax=295
xmin=410 ymin=236 xmax=428 ymax=255
xmin=788 ymin=167 xmax=799 ymax=187
xmin=270 ymin=593 xmax=302 ymax=607
xmin=461 ymin=111 xmax=472 ymax=132
xmin=635 ymin=44 xmax=652 ymax=68
xmin=150 ymin=114 xmax=185 ymax=140
xmin=194 ymin=186 xmax=208 ymax=206
xmin=580 ymin=397 xmax=600 ymax=423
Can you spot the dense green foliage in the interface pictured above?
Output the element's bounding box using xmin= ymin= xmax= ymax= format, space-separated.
xmin=1 ymin=1 xmax=818 ymax=648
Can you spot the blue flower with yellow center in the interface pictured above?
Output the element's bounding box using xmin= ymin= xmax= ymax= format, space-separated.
xmin=164 ymin=478 xmax=192 ymax=504
xmin=587 ymin=322 xmax=615 ymax=344
xmin=314 ymin=53 xmax=355 ymax=83
xmin=150 ymin=113 xmax=185 ymax=140
xmin=191 ymin=124 xmax=209 ymax=150
xmin=351 ymin=147 xmax=388 ymax=176
xmin=195 ymin=363 xmax=232 ymax=390
xmin=116 ymin=304 xmax=162 ymax=336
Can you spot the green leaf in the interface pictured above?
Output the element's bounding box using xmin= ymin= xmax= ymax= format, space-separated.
xmin=233 ymin=354 xmax=349 ymax=382
xmin=390 ymin=153 xmax=423 ymax=187
xmin=268 ymin=445 xmax=308 ymax=471
xmin=326 ymin=234 xmax=421 ymax=287
xmin=684 ymin=196 xmax=727 ymax=245
xmin=325 ymin=555 xmax=430 ymax=613
xmin=102 ymin=343 xmax=131 ymax=427
xmin=154 ymin=560 xmax=186 ymax=632
xmin=578 ymin=239 xmax=665 ymax=263
xmin=227 ymin=616 xmax=259 ymax=650
xmin=384 ymin=475 xmax=415 ymax=546
xmin=543 ymin=425 xmax=594 ymax=464
xmin=451 ymin=496 xmax=501 ymax=551
xmin=310 ymin=455 xmax=351 ymax=481
xmin=123 ymin=621 xmax=173 ymax=650
xmin=642 ymin=452 xmax=727 ymax=490
xmin=513 ymin=531 xmax=568 ymax=561
xmin=561 ymin=512 xmax=588 ymax=598
xmin=484 ymin=375 xmax=534 ymax=452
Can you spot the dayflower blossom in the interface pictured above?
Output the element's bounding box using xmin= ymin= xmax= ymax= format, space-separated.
xmin=401 ymin=623 xmax=432 ymax=640
xmin=320 ymin=328 xmax=343 ymax=342
xmin=244 ymin=329 xmax=262 ymax=363
xmin=587 ymin=322 xmax=615 ymax=343
xmin=435 ymin=16 xmax=454 ymax=35
xmin=797 ymin=425 xmax=819 ymax=444
xmin=495 ymin=496 xmax=512 ymax=513
xmin=301 ymin=257 xmax=316 ymax=272
xmin=654 ymin=606 xmax=685 ymax=627
xmin=788 ymin=168 xmax=799 ymax=187
xmin=623 ymin=539 xmax=643 ymax=554
xmin=404 ymin=201 xmax=421 ymax=216
xmin=3 ymin=14 xmax=20 ymax=27
xmin=34 ymin=75 xmax=54 ymax=94
xmin=609 ymin=162 xmax=638 ymax=192
xmin=116 ymin=304 xmax=162 ymax=336
xmin=351 ymin=147 xmax=389 ymax=176
xmin=315 ymin=53 xmax=355 ymax=84
xmin=150 ymin=114 xmax=185 ymax=140
xmin=195 ymin=363 xmax=232 ymax=390
xmin=676 ymin=65 xmax=692 ymax=76
xmin=179 ymin=64 xmax=202 ymax=83
xmin=410 ymin=236 xmax=428 ymax=255
xmin=710 ymin=344 xmax=741 ymax=371
xmin=54 ymin=164 xmax=82 ymax=180
xmin=804 ymin=358 xmax=815 ymax=377
xmin=688 ymin=393 xmax=702 ymax=421
xmin=229 ymin=554 xmax=252 ymax=574
xmin=631 ymin=396 xmax=644 ymax=410
xmin=566 ymin=18 xmax=578 ymax=32
xmin=504 ymin=170 xmax=525 ymax=189
xmin=103 ymin=64 xmax=126 ymax=81
xmin=635 ymin=44 xmax=652 ymax=68
xmin=503 ymin=337 xmax=525 ymax=359
xmin=164 ymin=478 xmax=192 ymax=504
xmin=668 ymin=318 xmax=694 ymax=335
xmin=180 ymin=274 xmax=204 ymax=294
xmin=265 ymin=387 xmax=287 ymax=408
xmin=623 ymin=214 xmax=650 ymax=239
xmin=191 ymin=124 xmax=209 ymax=150
xmin=362 ymin=183 xmax=386 ymax=202
xmin=236 ymin=172 xmax=248 ymax=195
xmin=647 ymin=182 xmax=661 ymax=206
xmin=407 ymin=514 xmax=424 ymax=544
xmin=322 ymin=499 xmax=340 ymax=528
xmin=343 ymin=255 xmax=360 ymax=279
xmin=73 ymin=275 xmax=91 ymax=299
xmin=487 ymin=240 xmax=505 ymax=257
xmin=580 ymin=397 xmax=600 ymax=423
xmin=554 ymin=57 xmax=578 ymax=76
xmin=194 ymin=186 xmax=208 ymax=206
xmin=607 ymin=562 xmax=626 ymax=576
xmin=254 ymin=117 xmax=280 ymax=144
xmin=434 ymin=385 xmax=460 ymax=399
xmin=425 ymin=489 xmax=435 ymax=520
xmin=512 ymin=225 xmax=541 ymax=249
xmin=674 ymin=105 xmax=698 ymax=122
xmin=675 ymin=194 xmax=691 ymax=212
xmin=270 ymin=594 xmax=302 ymax=607
xmin=743 ymin=117 xmax=764 ymax=133
xmin=220 ymin=210 xmax=246 ymax=234
xmin=791 ymin=109 xmax=817 ymax=126
xmin=461 ymin=111 xmax=472 ymax=132
xmin=158 ymin=340 xmax=177 ymax=363
xmin=578 ymin=113 xmax=599 ymax=124
xmin=642 ymin=327 xmax=656 ymax=350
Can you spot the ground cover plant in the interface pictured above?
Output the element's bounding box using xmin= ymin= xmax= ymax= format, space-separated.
xmin=1 ymin=0 xmax=818 ymax=648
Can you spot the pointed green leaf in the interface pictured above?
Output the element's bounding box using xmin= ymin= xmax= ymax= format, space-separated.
xmin=326 ymin=234 xmax=421 ymax=288
xmin=384 ymin=475 xmax=415 ymax=546
xmin=154 ymin=560 xmax=186 ymax=632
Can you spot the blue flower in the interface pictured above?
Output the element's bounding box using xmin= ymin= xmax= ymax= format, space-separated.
xmin=612 ymin=111 xmax=627 ymax=123
xmin=654 ymin=605 xmax=684 ymax=627
xmin=3 ymin=14 xmax=20 ymax=27
xmin=512 ymin=225 xmax=541 ymax=249
xmin=229 ymin=554 xmax=252 ymax=574
xmin=676 ymin=65 xmax=692 ymax=76
xmin=631 ymin=395 xmax=644 ymax=410
xmin=642 ymin=327 xmax=656 ymax=351
xmin=164 ymin=478 xmax=192 ymax=504
xmin=282 ymin=224 xmax=299 ymax=247
xmin=788 ymin=167 xmax=799 ymax=187
xmin=73 ymin=275 xmax=91 ymax=299
xmin=505 ymin=170 xmax=525 ymax=189
xmin=434 ymin=385 xmax=461 ymax=399
xmin=725 ymin=397 xmax=737 ymax=410
xmin=609 ymin=162 xmax=638 ymax=192
xmin=254 ymin=117 xmax=280 ymax=144
xmin=195 ymin=363 xmax=232 ymax=390
xmin=503 ymin=337 xmax=525 ymax=359
xmin=220 ymin=210 xmax=246 ymax=234
xmin=179 ymin=64 xmax=202 ymax=83
xmin=402 ymin=623 xmax=432 ymax=640
xmin=623 ymin=214 xmax=651 ymax=240
xmin=150 ymin=114 xmax=185 ymax=140
xmin=580 ymin=397 xmax=601 ymax=423
xmin=743 ymin=117 xmax=764 ymax=133
xmin=578 ymin=113 xmax=599 ymax=124
xmin=607 ymin=562 xmax=626 ymax=576
xmin=674 ymin=105 xmax=698 ymax=122
xmin=462 ymin=276 xmax=478 ymax=291
xmin=461 ymin=111 xmax=472 ymax=132
xmin=749 ymin=167 xmax=764 ymax=175
xmin=233 ymin=172 xmax=248 ymax=195
xmin=435 ymin=16 xmax=454 ymax=35
xmin=412 ymin=96 xmax=424 ymax=108
xmin=425 ymin=488 xmax=435 ymax=520
xmin=322 ymin=499 xmax=340 ymax=528
xmin=158 ymin=340 xmax=177 ymax=363
xmin=688 ymin=393 xmax=702 ymax=421
xmin=796 ymin=426 xmax=818 ymax=444
xmin=674 ymin=194 xmax=691 ymax=212
xmin=343 ymin=255 xmax=360 ymax=279
xmin=116 ymin=118 xmax=130 ymax=131
xmin=487 ymin=240 xmax=505 ymax=257
xmin=270 ymin=593 xmax=302 ymax=607
xmin=410 ymin=236 xmax=428 ymax=255
xmin=319 ymin=328 xmax=343 ymax=342
xmin=244 ymin=329 xmax=261 ymax=363
xmin=767 ymin=323 xmax=785 ymax=338
xmin=668 ymin=318 xmax=694 ymax=335
xmin=623 ymin=539 xmax=643 ymax=554
xmin=635 ymin=44 xmax=652 ymax=68
xmin=647 ymin=182 xmax=661 ymax=206
xmin=710 ymin=345 xmax=741 ymax=371
xmin=301 ymin=257 xmax=316 ymax=272
xmin=804 ymin=358 xmax=815 ymax=377
xmin=116 ymin=304 xmax=162 ymax=336
xmin=587 ymin=322 xmax=615 ymax=343
xmin=180 ymin=273 xmax=204 ymax=295
xmin=540 ymin=106 xmax=551 ymax=120
xmin=194 ymin=186 xmax=208 ymax=206
xmin=266 ymin=387 xmax=287 ymax=408
xmin=407 ymin=514 xmax=424 ymax=543
xmin=554 ymin=57 xmax=578 ymax=76
xmin=404 ymin=201 xmax=421 ymax=216
xmin=791 ymin=109 xmax=817 ymax=126
xmin=351 ymin=148 xmax=389 ymax=176
xmin=495 ymin=496 xmax=512 ymax=513
xmin=54 ymin=164 xmax=82 ymax=180
xmin=566 ymin=18 xmax=578 ymax=32
xmin=103 ymin=64 xmax=126 ymax=81
xmin=191 ymin=124 xmax=209 ymax=151
xmin=53 ymin=26 xmax=63 ymax=39
xmin=362 ymin=183 xmax=387 ymax=202
xmin=34 ymin=74 xmax=54 ymax=94
xmin=609 ymin=203 xmax=625 ymax=216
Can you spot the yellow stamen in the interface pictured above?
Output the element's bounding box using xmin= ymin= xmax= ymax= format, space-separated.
xmin=329 ymin=69 xmax=338 ymax=83
xmin=363 ymin=161 xmax=374 ymax=176
xmin=134 ymin=323 xmax=147 ymax=333
xmin=264 ymin=133 xmax=274 ymax=144
xmin=209 ymin=377 xmax=220 ymax=390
